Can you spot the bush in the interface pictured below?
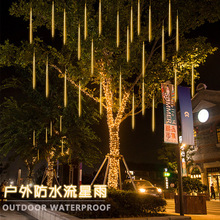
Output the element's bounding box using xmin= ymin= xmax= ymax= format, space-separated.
xmin=71 ymin=189 xmax=166 ymax=218
xmin=182 ymin=177 xmax=207 ymax=194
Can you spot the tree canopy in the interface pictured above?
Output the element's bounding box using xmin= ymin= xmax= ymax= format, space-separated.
xmin=0 ymin=64 xmax=101 ymax=175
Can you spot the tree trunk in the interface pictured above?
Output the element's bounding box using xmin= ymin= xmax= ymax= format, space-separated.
xmin=47 ymin=156 xmax=54 ymax=187
xmin=27 ymin=164 xmax=34 ymax=184
xmin=107 ymin=126 xmax=120 ymax=189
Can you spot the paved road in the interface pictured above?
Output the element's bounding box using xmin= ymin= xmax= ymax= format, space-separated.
xmin=0 ymin=199 xmax=219 ymax=220
xmin=165 ymin=199 xmax=220 ymax=220
xmin=0 ymin=207 xmax=36 ymax=220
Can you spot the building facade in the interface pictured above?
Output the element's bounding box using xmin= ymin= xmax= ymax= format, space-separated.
xmin=189 ymin=84 xmax=220 ymax=198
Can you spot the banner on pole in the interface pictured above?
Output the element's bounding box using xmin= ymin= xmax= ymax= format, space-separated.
xmin=178 ymin=86 xmax=194 ymax=145
xmin=161 ymin=83 xmax=178 ymax=144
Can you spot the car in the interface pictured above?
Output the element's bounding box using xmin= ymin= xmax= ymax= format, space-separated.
xmin=124 ymin=179 xmax=162 ymax=197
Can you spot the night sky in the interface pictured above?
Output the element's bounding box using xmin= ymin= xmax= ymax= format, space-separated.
xmin=1 ymin=0 xmax=220 ymax=170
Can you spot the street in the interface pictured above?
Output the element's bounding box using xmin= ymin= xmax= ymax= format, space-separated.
xmin=0 ymin=199 xmax=220 ymax=220
xmin=0 ymin=206 xmax=36 ymax=220
xmin=165 ymin=199 xmax=220 ymax=220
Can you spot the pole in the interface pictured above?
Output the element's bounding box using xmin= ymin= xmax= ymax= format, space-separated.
xmin=103 ymin=157 xmax=110 ymax=185
xmin=91 ymin=155 xmax=108 ymax=186
xmin=175 ymin=81 xmax=184 ymax=216
xmin=122 ymin=155 xmax=137 ymax=191
xmin=177 ymin=143 xmax=184 ymax=215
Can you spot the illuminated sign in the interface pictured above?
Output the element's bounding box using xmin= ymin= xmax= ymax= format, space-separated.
xmin=4 ymin=184 xmax=107 ymax=199
xmin=163 ymin=172 xmax=170 ymax=177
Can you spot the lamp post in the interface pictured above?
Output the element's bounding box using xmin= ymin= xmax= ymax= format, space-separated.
xmin=176 ymin=143 xmax=184 ymax=215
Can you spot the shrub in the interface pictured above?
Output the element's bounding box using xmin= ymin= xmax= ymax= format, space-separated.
xmin=71 ymin=189 xmax=166 ymax=218
xmin=182 ymin=177 xmax=207 ymax=194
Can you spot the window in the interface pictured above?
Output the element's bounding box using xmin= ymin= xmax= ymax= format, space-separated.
xmin=217 ymin=125 xmax=220 ymax=143
xmin=194 ymin=129 xmax=197 ymax=147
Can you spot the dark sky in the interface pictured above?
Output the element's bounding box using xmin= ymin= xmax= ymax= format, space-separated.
xmin=1 ymin=0 xmax=220 ymax=168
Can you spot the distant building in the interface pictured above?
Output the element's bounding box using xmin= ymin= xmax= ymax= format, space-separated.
xmin=190 ymin=84 xmax=220 ymax=198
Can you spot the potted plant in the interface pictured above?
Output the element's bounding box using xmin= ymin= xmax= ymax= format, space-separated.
xmin=175 ymin=177 xmax=207 ymax=214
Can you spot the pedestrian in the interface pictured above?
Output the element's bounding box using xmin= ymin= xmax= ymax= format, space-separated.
xmin=211 ymin=183 xmax=215 ymax=199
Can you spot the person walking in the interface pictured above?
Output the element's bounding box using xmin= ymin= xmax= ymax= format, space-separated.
xmin=211 ymin=183 xmax=215 ymax=199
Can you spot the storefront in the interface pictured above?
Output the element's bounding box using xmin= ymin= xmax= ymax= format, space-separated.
xmin=207 ymin=167 xmax=220 ymax=199
xmin=189 ymin=85 xmax=220 ymax=199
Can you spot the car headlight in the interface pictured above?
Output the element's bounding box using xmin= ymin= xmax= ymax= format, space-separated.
xmin=157 ymin=188 xmax=162 ymax=193
xmin=139 ymin=188 xmax=146 ymax=193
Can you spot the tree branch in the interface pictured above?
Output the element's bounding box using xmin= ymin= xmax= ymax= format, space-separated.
xmin=153 ymin=36 xmax=176 ymax=53
xmin=50 ymin=64 xmax=107 ymax=109
xmin=127 ymin=38 xmax=159 ymax=95
xmin=121 ymin=98 xmax=142 ymax=123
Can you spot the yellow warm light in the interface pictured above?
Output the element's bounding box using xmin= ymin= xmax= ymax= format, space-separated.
xmin=61 ymin=138 xmax=64 ymax=155
xmin=127 ymin=26 xmax=130 ymax=62
xmin=168 ymin=0 xmax=172 ymax=37
xmin=37 ymin=149 xmax=39 ymax=160
xmin=45 ymin=127 xmax=48 ymax=143
xmin=139 ymin=188 xmax=146 ymax=193
xmin=33 ymin=48 xmax=36 ymax=89
xmin=191 ymin=64 xmax=195 ymax=97
xmin=84 ymin=3 xmax=87 ymax=40
xmin=119 ymin=71 xmax=122 ymax=107
xmin=50 ymin=121 xmax=52 ymax=136
xmin=117 ymin=10 xmax=120 ymax=47
xmin=162 ymin=22 xmax=165 ymax=62
xmin=33 ymin=130 xmax=35 ymax=146
xmin=137 ymin=0 xmax=141 ymax=36
xmin=29 ymin=5 xmax=33 ymax=44
xmin=46 ymin=57 xmax=49 ymax=98
xmin=63 ymin=8 xmax=66 ymax=45
xmin=152 ymin=94 xmax=155 ymax=132
xmin=79 ymin=81 xmax=82 ymax=117
xmin=99 ymin=0 xmax=102 ymax=36
xmin=64 ymin=71 xmax=67 ymax=107
xmin=91 ymin=39 xmax=94 ymax=75
xmin=132 ymin=93 xmax=135 ymax=129
xmin=78 ymin=23 xmax=81 ymax=60
xmin=142 ymin=80 xmax=145 ymax=116
xmin=60 ymin=116 xmax=62 ymax=132
xmin=176 ymin=11 xmax=179 ymax=52
xmin=100 ymin=79 xmax=103 ymax=115
xmin=130 ymin=6 xmax=133 ymax=43
xmin=142 ymin=42 xmax=145 ymax=77
xmin=149 ymin=4 xmax=152 ymax=42
xmin=102 ymin=78 xmax=129 ymax=188
xmin=51 ymin=1 xmax=55 ymax=38
xmin=157 ymin=188 xmax=162 ymax=193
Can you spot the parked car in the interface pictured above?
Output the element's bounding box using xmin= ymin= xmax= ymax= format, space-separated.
xmin=123 ymin=179 xmax=162 ymax=197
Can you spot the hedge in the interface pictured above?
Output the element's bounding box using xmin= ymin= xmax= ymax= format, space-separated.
xmin=71 ymin=189 xmax=167 ymax=218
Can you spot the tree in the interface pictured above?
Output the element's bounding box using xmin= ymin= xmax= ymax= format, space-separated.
xmin=181 ymin=177 xmax=207 ymax=194
xmin=0 ymin=66 xmax=101 ymax=185
xmin=158 ymin=143 xmax=194 ymax=173
xmin=1 ymin=0 xmax=220 ymax=188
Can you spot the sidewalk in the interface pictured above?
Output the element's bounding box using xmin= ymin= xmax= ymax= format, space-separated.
xmin=165 ymin=199 xmax=220 ymax=220
xmin=0 ymin=207 xmax=37 ymax=220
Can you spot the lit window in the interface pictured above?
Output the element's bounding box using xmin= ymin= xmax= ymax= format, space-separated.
xmin=217 ymin=125 xmax=220 ymax=143
xmin=193 ymin=129 xmax=197 ymax=147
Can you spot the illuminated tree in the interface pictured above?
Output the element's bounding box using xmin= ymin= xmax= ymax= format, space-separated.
xmin=1 ymin=0 xmax=220 ymax=188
